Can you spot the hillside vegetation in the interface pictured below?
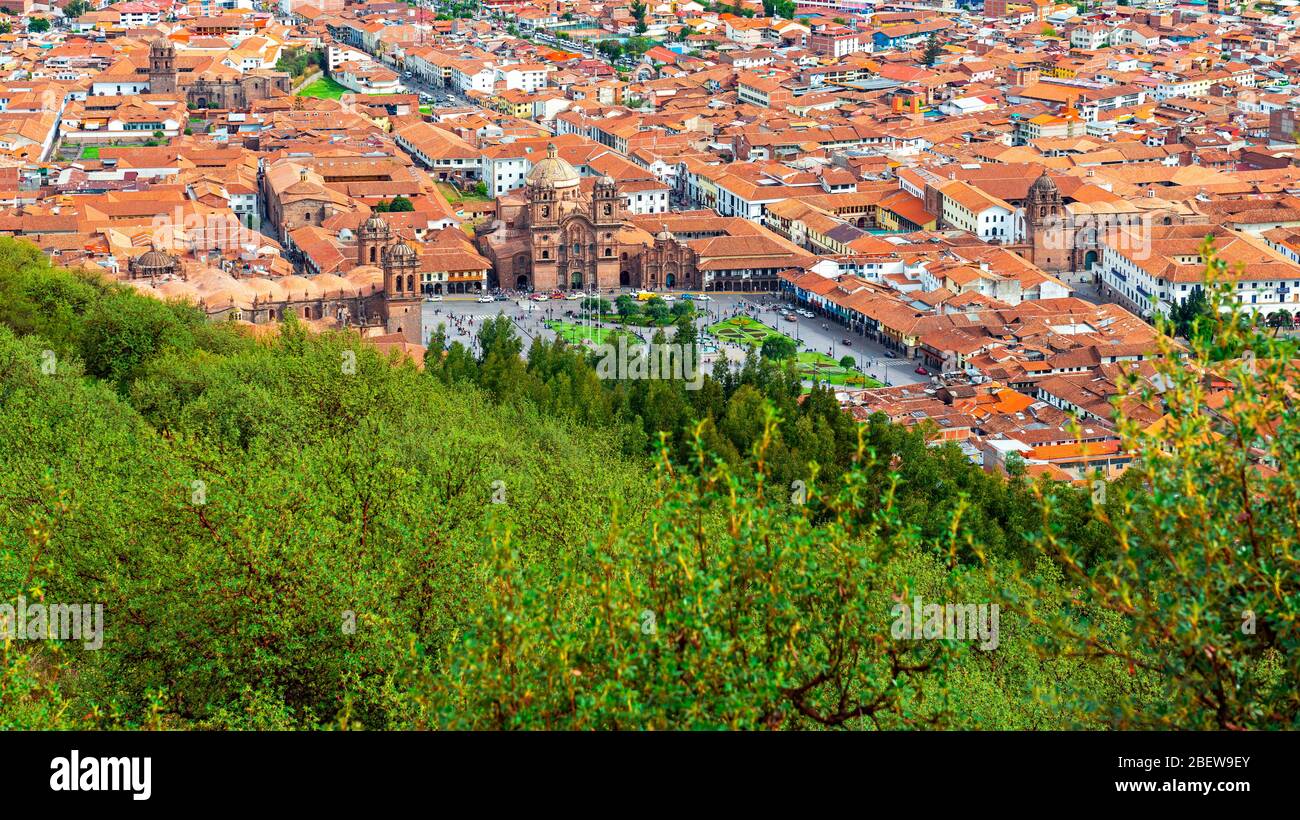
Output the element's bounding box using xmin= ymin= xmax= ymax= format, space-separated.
xmin=0 ymin=237 xmax=1294 ymax=730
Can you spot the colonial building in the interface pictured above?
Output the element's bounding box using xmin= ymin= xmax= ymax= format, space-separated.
xmin=148 ymin=38 xmax=291 ymax=110
xmin=261 ymin=162 xmax=353 ymax=241
xmin=121 ymin=218 xmax=426 ymax=347
xmin=478 ymin=143 xmax=628 ymax=292
xmin=1020 ymin=173 xmax=1207 ymax=276
xmin=479 ymin=146 xmax=817 ymax=292
xmin=356 ymin=214 xmax=426 ymax=345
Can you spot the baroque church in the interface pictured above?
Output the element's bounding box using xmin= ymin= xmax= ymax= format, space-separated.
xmin=478 ymin=143 xmax=809 ymax=293
xmin=1019 ymin=173 xmax=1206 ymax=276
xmin=123 ymin=215 xmax=425 ymax=347
xmin=479 ymin=143 xmax=638 ymax=292
xmin=355 ymin=214 xmax=424 ymax=346
xmin=148 ymin=37 xmax=291 ymax=110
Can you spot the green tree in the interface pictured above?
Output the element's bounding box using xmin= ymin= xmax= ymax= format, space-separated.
xmin=760 ymin=334 xmax=797 ymax=361
xmin=615 ymin=294 xmax=641 ymax=319
xmin=922 ymin=33 xmax=944 ymax=67
xmin=645 ymin=297 xmax=670 ymax=325
xmin=1169 ymin=284 xmax=1210 ymax=340
xmin=1008 ymin=238 xmax=1300 ymax=729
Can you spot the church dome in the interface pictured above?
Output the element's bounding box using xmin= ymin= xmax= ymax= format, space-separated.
xmin=1030 ymin=173 xmax=1058 ymax=195
xmin=362 ymin=214 xmax=389 ymax=234
xmin=384 ymin=242 xmax=417 ymax=261
xmin=151 ymin=37 xmax=175 ymax=53
xmin=134 ymin=249 xmax=177 ymax=273
xmin=526 ymin=143 xmax=580 ymax=190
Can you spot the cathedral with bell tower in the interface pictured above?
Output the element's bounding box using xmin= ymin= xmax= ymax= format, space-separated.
xmin=1024 ymin=172 xmax=1066 ymax=273
xmin=144 ymin=36 xmax=291 ymax=109
xmin=148 ymin=37 xmax=177 ymax=94
xmin=479 ymin=144 xmax=628 ymax=292
xmin=356 ymin=215 xmax=423 ymax=346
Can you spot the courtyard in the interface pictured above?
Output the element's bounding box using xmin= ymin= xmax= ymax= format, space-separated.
xmin=296 ymin=76 xmax=349 ymax=100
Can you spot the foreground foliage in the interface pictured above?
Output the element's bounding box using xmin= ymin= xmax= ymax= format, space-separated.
xmin=0 ymin=238 xmax=1294 ymax=729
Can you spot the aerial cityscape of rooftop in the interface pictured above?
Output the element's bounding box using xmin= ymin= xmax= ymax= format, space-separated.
xmin=0 ymin=0 xmax=1296 ymax=769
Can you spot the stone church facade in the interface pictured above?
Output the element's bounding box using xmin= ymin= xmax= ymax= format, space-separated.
xmin=1019 ymin=173 xmax=1207 ymax=277
xmin=356 ymin=215 xmax=424 ymax=346
xmin=122 ymin=219 xmax=424 ymax=346
xmin=149 ymin=38 xmax=291 ymax=110
xmin=479 ymin=144 xmax=631 ymax=292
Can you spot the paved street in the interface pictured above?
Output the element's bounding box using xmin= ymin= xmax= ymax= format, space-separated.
xmin=422 ymin=292 xmax=927 ymax=387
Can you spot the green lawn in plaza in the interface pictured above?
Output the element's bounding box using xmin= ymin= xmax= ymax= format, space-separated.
xmin=296 ymin=76 xmax=349 ymax=100
xmin=795 ymin=351 xmax=883 ymax=388
xmin=707 ymin=316 xmax=786 ymax=347
xmin=545 ymin=320 xmax=642 ymax=347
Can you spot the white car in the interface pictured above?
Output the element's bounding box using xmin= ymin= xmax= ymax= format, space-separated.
xmin=477 ymin=295 xmax=494 ymax=303
xmin=424 ymin=294 xmax=444 ymax=302
xmin=693 ymin=294 xmax=712 ymax=302
xmin=566 ymin=292 xmax=585 ymax=301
